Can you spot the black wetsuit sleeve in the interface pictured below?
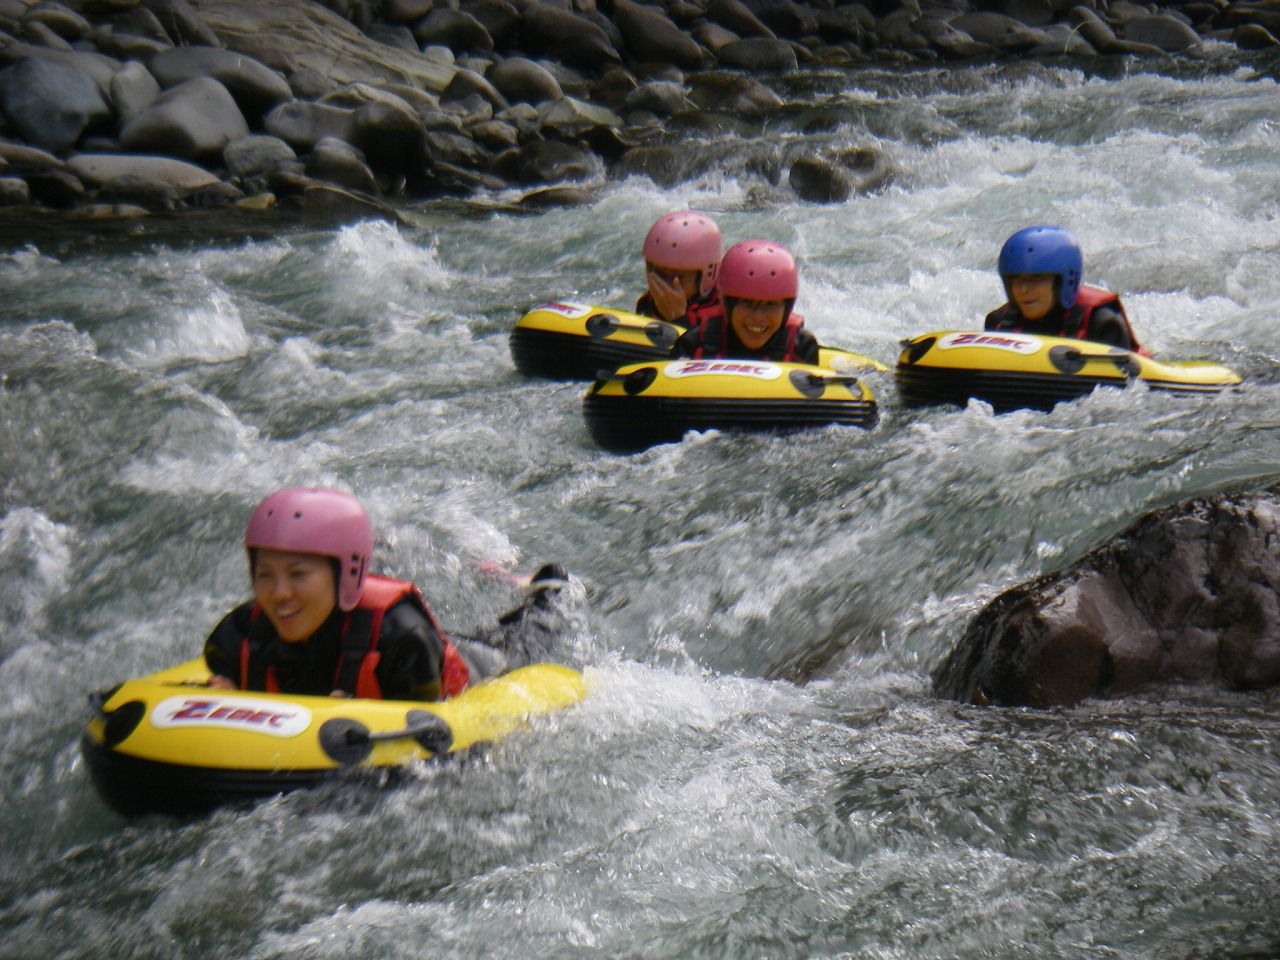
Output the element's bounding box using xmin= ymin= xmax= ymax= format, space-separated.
xmin=1085 ymin=306 xmax=1133 ymax=350
xmin=671 ymin=326 xmax=699 ymax=357
xmin=203 ymin=602 xmax=254 ymax=685
xmin=374 ymin=600 xmax=447 ymax=701
xmin=635 ymin=292 xmax=658 ymax=319
xmin=984 ymin=306 xmax=1012 ymax=331
xmin=793 ymin=329 xmax=820 ymax=365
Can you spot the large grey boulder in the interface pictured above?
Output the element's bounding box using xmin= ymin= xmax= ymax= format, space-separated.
xmin=610 ymin=0 xmax=705 ymax=68
xmin=933 ymin=484 xmax=1280 ymax=708
xmin=119 ymin=76 xmax=249 ymax=162
xmin=66 ymin=152 xmax=221 ymax=194
xmin=147 ymin=46 xmax=293 ymax=122
xmin=0 ymin=57 xmax=111 ymax=154
xmin=264 ymin=99 xmax=356 ymax=152
xmin=110 ymin=60 xmax=163 ymax=125
xmin=519 ymin=4 xmax=621 ymax=69
xmin=717 ymin=37 xmax=798 ymax=70
xmin=187 ymin=0 xmax=456 ymax=93
xmin=489 ymin=56 xmax=563 ymax=105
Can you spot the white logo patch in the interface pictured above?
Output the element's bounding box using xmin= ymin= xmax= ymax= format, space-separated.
xmin=151 ymin=695 xmax=312 ymax=738
xmin=936 ymin=332 xmax=1042 ymax=355
xmin=664 ymin=359 xmax=783 ymax=380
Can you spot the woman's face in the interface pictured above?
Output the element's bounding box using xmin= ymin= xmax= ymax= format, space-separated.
xmin=647 ymin=263 xmax=701 ymax=300
xmin=1008 ymin=273 xmax=1057 ymax=322
xmin=729 ymin=298 xmax=786 ymax=351
xmin=252 ymin=549 xmax=337 ymax=643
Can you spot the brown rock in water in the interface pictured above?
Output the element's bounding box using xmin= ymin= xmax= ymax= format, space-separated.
xmin=933 ymin=484 xmax=1280 ymax=708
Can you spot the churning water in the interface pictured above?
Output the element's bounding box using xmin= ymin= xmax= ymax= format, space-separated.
xmin=2 ymin=59 xmax=1280 ymax=959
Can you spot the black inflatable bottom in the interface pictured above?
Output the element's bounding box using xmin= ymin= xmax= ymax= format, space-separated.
xmin=584 ymin=394 xmax=878 ymax=452
xmin=79 ymin=734 xmax=352 ymax=816
xmin=510 ymin=328 xmax=669 ymax=380
xmin=895 ymin=366 xmax=1229 ymax=413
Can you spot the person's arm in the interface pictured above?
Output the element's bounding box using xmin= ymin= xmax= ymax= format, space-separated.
xmin=671 ymin=326 xmax=698 ymax=358
xmin=794 ymin=329 xmax=820 ymax=365
xmin=374 ymin=600 xmax=448 ymax=701
xmin=202 ymin=603 xmax=253 ymax=688
xmin=1085 ymin=305 xmax=1133 ymax=350
xmin=984 ymin=305 xmax=1013 ymax=331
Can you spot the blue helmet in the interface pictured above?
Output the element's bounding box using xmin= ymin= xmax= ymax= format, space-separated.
xmin=998 ymin=226 xmax=1083 ymax=308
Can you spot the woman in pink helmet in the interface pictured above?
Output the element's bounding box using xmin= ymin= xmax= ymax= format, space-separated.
xmin=203 ymin=487 xmax=567 ymax=701
xmin=634 ymin=210 xmax=724 ymax=329
xmin=672 ymin=239 xmax=819 ymax=364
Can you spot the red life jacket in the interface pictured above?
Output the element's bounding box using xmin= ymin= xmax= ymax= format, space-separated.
xmin=635 ymin=291 xmax=723 ymax=330
xmin=989 ymin=286 xmax=1150 ymax=357
xmin=691 ymin=312 xmax=806 ymax=361
xmin=241 ymin=574 xmax=470 ymax=700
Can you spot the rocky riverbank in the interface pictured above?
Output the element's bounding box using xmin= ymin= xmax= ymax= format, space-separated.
xmin=1 ymin=0 xmax=1278 ymax=227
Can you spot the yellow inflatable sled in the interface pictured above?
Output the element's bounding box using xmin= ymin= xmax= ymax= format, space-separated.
xmin=895 ymin=330 xmax=1240 ymax=412
xmin=81 ymin=657 xmax=586 ymax=816
xmin=583 ymin=350 xmax=881 ymax=452
xmin=511 ymin=301 xmax=685 ymax=380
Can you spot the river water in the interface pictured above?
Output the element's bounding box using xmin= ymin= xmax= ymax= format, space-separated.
xmin=3 ymin=57 xmax=1280 ymax=959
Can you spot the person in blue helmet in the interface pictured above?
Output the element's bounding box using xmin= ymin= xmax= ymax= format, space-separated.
xmin=984 ymin=226 xmax=1148 ymax=355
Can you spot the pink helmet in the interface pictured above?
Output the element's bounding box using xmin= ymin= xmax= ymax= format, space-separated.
xmin=245 ymin=487 xmax=373 ymax=611
xmin=717 ymin=239 xmax=799 ymax=301
xmin=643 ymin=210 xmax=722 ymax=298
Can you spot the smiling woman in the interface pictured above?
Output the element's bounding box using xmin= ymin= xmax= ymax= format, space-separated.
xmin=203 ymin=487 xmax=474 ymax=701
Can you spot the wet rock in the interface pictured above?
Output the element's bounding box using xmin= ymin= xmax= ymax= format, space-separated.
xmin=23 ymin=167 xmax=85 ymax=206
xmin=223 ymin=133 xmax=297 ymax=179
xmin=0 ymin=56 xmax=111 ymax=154
xmin=300 ymin=181 xmax=406 ymax=224
xmin=0 ymin=140 xmax=64 ymax=171
xmin=192 ymin=0 xmax=456 ymax=94
xmin=461 ymin=0 xmax=522 ymax=47
xmin=89 ymin=27 xmax=171 ymax=60
xmin=718 ymin=36 xmax=799 ymax=69
xmin=413 ymin=8 xmax=494 ymax=53
xmin=23 ymin=18 xmax=73 ymax=49
xmin=687 ymin=72 xmax=783 ymax=115
xmin=537 ymin=95 xmax=623 ymax=137
xmin=24 ymin=3 xmax=92 ymax=40
xmin=110 ymin=6 xmax=172 ymax=43
xmin=519 ymin=3 xmax=621 ymax=69
xmin=97 ymin=173 xmax=181 ymax=210
xmin=1122 ymin=13 xmax=1203 ymax=51
xmin=63 ymin=202 xmax=150 ymax=220
xmin=109 ymin=60 xmax=162 ymax=124
xmin=382 ymin=0 xmax=433 ymax=23
xmin=264 ymin=99 xmax=355 ymax=152
xmin=148 ymin=46 xmax=293 ymax=123
xmin=691 ymin=20 xmax=744 ymax=54
xmin=933 ymin=485 xmax=1280 ymax=708
xmin=918 ymin=17 xmax=998 ymax=58
xmin=500 ymin=137 xmax=600 ymax=184
xmin=788 ymin=145 xmax=893 ymax=202
xmin=611 ymin=0 xmax=706 ymax=68
xmin=489 ymin=56 xmax=563 ymax=105
xmin=1232 ymin=22 xmax=1280 ymax=47
xmin=950 ymin=12 xmax=1053 ymax=50
xmin=66 ymin=152 xmax=221 ymax=194
xmin=1001 ymin=0 xmax=1056 ymax=27
xmin=0 ymin=44 xmax=121 ymax=97
xmin=349 ymin=97 xmax=430 ymax=189
xmin=706 ymin=0 xmax=777 ymax=39
xmin=141 ymin=0 xmax=219 ymax=46
xmin=467 ymin=117 xmax=518 ymax=149
xmin=623 ymin=80 xmax=694 ymax=116
xmin=119 ymin=76 xmax=249 ymax=162
xmin=305 ymin=135 xmax=378 ymax=194
xmin=1066 ymin=5 xmax=1119 ymax=50
xmin=442 ymin=66 xmax=510 ymax=112
xmin=0 ymin=175 xmax=29 ymax=205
